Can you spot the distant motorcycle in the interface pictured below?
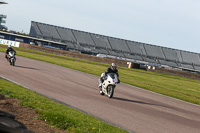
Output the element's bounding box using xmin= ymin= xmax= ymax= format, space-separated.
xmin=8 ymin=51 xmax=16 ymax=66
xmin=98 ymin=73 xmax=119 ymax=98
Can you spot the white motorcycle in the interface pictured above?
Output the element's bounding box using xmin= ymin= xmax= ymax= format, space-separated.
xmin=8 ymin=51 xmax=16 ymax=66
xmin=99 ymin=73 xmax=119 ymax=98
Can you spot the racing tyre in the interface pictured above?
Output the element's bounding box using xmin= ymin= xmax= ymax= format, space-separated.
xmin=107 ymin=85 xmax=115 ymax=98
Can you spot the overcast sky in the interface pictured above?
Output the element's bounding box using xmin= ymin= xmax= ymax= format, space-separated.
xmin=1 ymin=0 xmax=200 ymax=53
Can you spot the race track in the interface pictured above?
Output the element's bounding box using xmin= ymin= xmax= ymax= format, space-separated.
xmin=0 ymin=52 xmax=200 ymax=133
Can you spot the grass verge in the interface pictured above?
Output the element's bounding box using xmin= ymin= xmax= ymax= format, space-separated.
xmin=0 ymin=78 xmax=127 ymax=133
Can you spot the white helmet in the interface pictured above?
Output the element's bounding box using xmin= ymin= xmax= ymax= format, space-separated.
xmin=8 ymin=44 xmax=12 ymax=48
xmin=111 ymin=63 xmax=117 ymax=70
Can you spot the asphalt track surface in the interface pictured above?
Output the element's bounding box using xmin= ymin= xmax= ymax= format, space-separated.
xmin=0 ymin=52 xmax=200 ymax=133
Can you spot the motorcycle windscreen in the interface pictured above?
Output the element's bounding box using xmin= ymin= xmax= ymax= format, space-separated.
xmin=107 ymin=73 xmax=117 ymax=79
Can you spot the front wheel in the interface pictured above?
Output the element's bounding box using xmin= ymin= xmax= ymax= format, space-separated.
xmin=10 ymin=58 xmax=15 ymax=66
xmin=9 ymin=60 xmax=12 ymax=65
xmin=107 ymin=85 xmax=115 ymax=98
xmin=12 ymin=59 xmax=15 ymax=66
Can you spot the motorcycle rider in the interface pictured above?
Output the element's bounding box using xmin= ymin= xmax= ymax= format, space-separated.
xmin=98 ymin=63 xmax=120 ymax=88
xmin=5 ymin=45 xmax=16 ymax=60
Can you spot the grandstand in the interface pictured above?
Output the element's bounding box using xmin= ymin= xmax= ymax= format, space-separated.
xmin=29 ymin=21 xmax=200 ymax=72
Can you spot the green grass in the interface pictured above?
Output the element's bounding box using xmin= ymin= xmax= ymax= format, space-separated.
xmin=0 ymin=78 xmax=127 ymax=133
xmin=0 ymin=44 xmax=200 ymax=132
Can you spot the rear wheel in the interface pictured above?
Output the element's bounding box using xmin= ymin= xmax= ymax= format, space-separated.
xmin=107 ymin=85 xmax=115 ymax=98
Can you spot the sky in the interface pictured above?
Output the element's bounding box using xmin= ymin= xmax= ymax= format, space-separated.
xmin=1 ymin=0 xmax=200 ymax=53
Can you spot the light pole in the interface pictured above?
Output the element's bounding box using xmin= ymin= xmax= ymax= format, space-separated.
xmin=0 ymin=0 xmax=8 ymax=4
xmin=0 ymin=1 xmax=8 ymax=30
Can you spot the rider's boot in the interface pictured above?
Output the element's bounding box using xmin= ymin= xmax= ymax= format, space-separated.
xmin=98 ymin=79 xmax=102 ymax=88
xmin=98 ymin=83 xmax=102 ymax=88
xmin=5 ymin=55 xmax=8 ymax=61
xmin=99 ymin=83 xmax=103 ymax=94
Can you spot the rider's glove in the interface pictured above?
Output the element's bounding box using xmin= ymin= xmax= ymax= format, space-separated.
xmin=117 ymin=79 xmax=120 ymax=84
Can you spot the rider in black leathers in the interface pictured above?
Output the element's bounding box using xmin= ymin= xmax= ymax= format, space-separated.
xmin=99 ymin=63 xmax=120 ymax=88
xmin=5 ymin=45 xmax=16 ymax=60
